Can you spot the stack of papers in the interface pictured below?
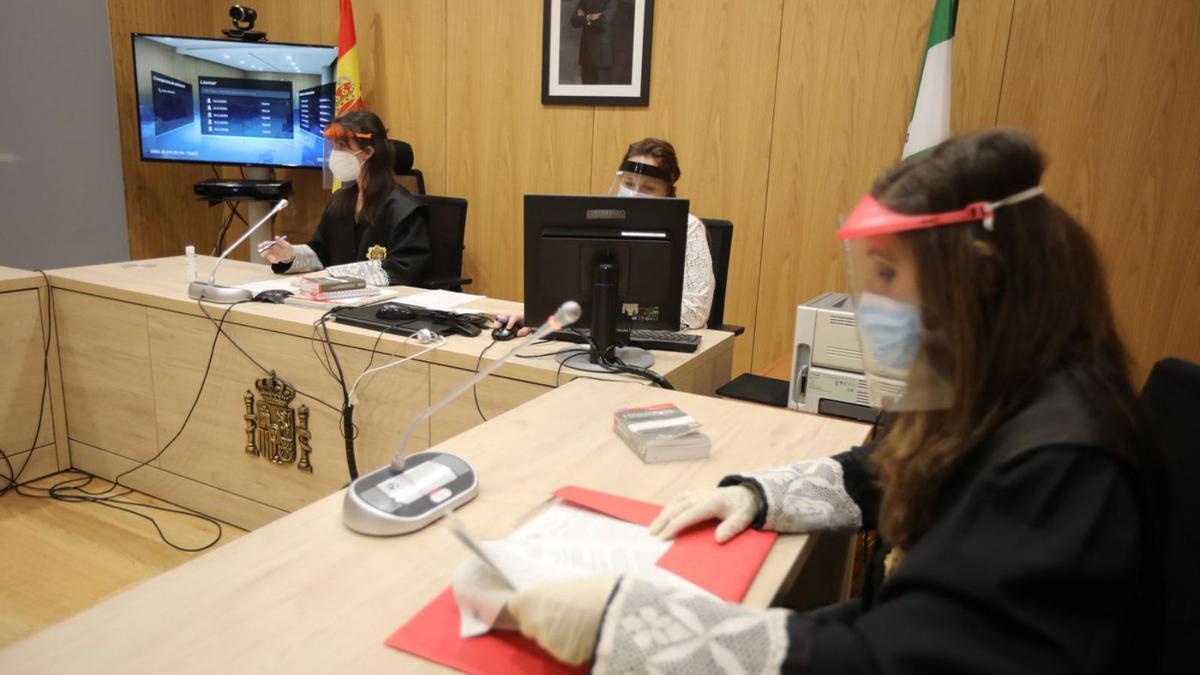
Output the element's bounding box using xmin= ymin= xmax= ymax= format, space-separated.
xmin=447 ymin=503 xmax=709 ymax=638
xmin=613 ymin=403 xmax=712 ymax=463
xmin=401 ymin=289 xmax=486 ymax=311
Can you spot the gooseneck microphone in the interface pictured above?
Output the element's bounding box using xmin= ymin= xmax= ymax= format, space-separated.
xmin=342 ymin=301 xmax=582 ymax=536
xmin=187 ymin=198 xmax=289 ymax=303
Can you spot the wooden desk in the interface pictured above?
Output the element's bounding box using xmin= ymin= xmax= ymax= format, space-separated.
xmin=0 ymin=379 xmax=870 ymax=673
xmin=45 ymin=257 xmax=735 ymax=529
xmin=0 ymin=267 xmax=67 ymax=481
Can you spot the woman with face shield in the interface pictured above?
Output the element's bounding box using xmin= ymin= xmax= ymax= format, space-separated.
xmin=610 ymin=138 xmax=716 ymax=331
xmin=494 ymin=138 xmax=715 ymax=336
xmin=259 ymin=110 xmax=431 ymax=286
xmin=481 ymin=129 xmax=1164 ymax=673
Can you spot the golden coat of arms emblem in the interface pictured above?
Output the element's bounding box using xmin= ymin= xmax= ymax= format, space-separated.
xmin=243 ymin=372 xmax=313 ymax=472
xmin=366 ymin=244 xmax=387 ymax=261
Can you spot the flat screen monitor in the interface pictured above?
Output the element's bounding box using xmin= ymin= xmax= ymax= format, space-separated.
xmin=131 ymin=34 xmax=338 ymax=169
xmin=524 ymin=194 xmax=689 ymax=332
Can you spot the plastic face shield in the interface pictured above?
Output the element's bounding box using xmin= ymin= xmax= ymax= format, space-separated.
xmin=837 ymin=186 xmax=1044 ymax=411
xmin=322 ymin=123 xmax=376 ymax=184
xmin=608 ymin=160 xmax=673 ymax=197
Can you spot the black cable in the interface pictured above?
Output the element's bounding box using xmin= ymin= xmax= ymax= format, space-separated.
xmin=14 ymin=470 xmax=223 ymax=553
xmin=515 ymin=347 xmax=588 ymax=359
xmin=73 ymin=301 xmax=248 ymax=496
xmin=196 ymin=301 xmax=341 ymax=414
xmin=0 ymin=270 xmax=55 ymax=496
xmin=3 ymin=294 xmax=235 ymax=551
xmin=317 ymin=309 xmax=357 ymax=480
xmin=555 ymin=330 xmax=676 ymax=390
xmin=473 ymin=339 xmax=499 ymax=422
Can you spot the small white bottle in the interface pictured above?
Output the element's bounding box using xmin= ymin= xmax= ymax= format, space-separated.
xmin=185 ymin=245 xmax=197 ymax=282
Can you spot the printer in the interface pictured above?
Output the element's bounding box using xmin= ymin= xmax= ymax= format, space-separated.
xmin=787 ymin=292 xmax=895 ymax=422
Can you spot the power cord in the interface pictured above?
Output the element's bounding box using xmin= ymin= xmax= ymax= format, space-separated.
xmin=2 ymin=294 xmax=246 ymax=553
xmin=553 ymin=328 xmax=676 ymax=390
xmin=473 ymin=339 xmax=499 ymax=421
xmin=0 ymin=270 xmax=54 ymax=496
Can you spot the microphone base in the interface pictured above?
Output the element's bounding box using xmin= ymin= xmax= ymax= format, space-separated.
xmin=188 ymin=281 xmax=254 ymax=303
xmin=343 ymin=451 xmax=479 ymax=536
xmin=557 ymin=346 xmax=655 ymax=373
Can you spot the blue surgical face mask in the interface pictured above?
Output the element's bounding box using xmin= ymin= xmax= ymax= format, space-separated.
xmin=854 ymin=292 xmax=922 ymax=372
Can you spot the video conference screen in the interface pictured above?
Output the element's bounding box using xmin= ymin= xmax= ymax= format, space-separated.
xmin=132 ymin=34 xmax=337 ymax=169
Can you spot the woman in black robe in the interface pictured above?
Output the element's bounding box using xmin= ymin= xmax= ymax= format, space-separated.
xmin=261 ymin=110 xmax=429 ymax=286
xmin=494 ymin=129 xmax=1165 ymax=673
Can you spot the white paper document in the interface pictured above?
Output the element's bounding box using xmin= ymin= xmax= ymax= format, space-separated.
xmin=447 ymin=503 xmax=709 ymax=638
xmin=400 ymin=289 xmax=486 ymax=311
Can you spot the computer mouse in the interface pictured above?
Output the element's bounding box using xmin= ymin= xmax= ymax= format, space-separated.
xmin=254 ymin=289 xmax=293 ymax=304
xmin=491 ymin=326 xmax=516 ymax=341
xmin=376 ymin=303 xmax=417 ymax=321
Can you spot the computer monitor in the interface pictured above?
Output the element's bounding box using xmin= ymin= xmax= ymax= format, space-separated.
xmin=131 ymin=34 xmax=338 ymax=169
xmin=523 ymin=194 xmax=689 ymax=334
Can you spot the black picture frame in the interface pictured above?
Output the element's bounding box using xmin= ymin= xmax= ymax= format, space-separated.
xmin=542 ymin=0 xmax=654 ymax=106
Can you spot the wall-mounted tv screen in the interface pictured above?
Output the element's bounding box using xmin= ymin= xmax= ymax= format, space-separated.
xmin=131 ymin=34 xmax=338 ymax=169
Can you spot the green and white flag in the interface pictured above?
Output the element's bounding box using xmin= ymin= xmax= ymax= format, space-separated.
xmin=902 ymin=0 xmax=959 ymax=158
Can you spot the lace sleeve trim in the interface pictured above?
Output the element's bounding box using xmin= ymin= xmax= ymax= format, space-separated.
xmin=593 ymin=577 xmax=790 ymax=675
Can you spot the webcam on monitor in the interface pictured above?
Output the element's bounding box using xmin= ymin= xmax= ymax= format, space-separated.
xmin=222 ymin=5 xmax=267 ymax=42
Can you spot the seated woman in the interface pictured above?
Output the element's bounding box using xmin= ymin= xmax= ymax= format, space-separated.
xmin=260 ymin=110 xmax=430 ymax=286
xmin=496 ymin=138 xmax=716 ymax=334
xmin=486 ymin=129 xmax=1165 ymax=672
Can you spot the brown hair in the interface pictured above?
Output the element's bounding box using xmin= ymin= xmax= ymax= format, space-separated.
xmin=869 ymin=128 xmax=1138 ymax=548
xmin=624 ymin=138 xmax=681 ymax=196
xmin=327 ymin=109 xmax=396 ymax=224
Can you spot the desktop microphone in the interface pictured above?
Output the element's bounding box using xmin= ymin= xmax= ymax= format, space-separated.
xmin=187 ymin=198 xmax=289 ymax=303
xmin=342 ymin=300 xmax=582 ymax=536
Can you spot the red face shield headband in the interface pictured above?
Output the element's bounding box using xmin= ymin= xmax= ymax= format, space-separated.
xmin=323 ymin=124 xmax=379 ymax=143
xmin=837 ymin=185 xmax=1045 ymax=240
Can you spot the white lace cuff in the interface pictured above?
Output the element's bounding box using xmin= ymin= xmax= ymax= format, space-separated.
xmin=745 ymin=457 xmax=862 ymax=533
xmin=287 ymin=244 xmax=324 ymax=274
xmin=324 ymin=259 xmax=390 ymax=287
xmin=593 ymin=577 xmax=790 ymax=675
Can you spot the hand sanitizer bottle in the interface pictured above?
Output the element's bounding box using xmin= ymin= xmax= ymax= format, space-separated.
xmin=185 ymin=245 xmax=197 ymax=282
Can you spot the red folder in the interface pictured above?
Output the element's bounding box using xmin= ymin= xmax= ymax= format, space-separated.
xmin=386 ymin=485 xmax=778 ymax=674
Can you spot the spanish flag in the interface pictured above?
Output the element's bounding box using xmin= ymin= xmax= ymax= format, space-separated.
xmin=335 ymin=0 xmax=364 ymax=117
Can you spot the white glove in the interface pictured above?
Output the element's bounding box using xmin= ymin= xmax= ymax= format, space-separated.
xmin=507 ymin=575 xmax=617 ymax=666
xmin=647 ymin=485 xmax=761 ymax=543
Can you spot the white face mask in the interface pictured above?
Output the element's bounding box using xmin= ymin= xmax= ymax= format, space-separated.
xmin=617 ymin=185 xmax=649 ymax=198
xmin=328 ymin=149 xmax=364 ymax=182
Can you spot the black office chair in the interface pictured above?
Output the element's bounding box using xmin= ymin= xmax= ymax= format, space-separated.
xmin=699 ymin=218 xmax=744 ymax=336
xmin=702 ymin=218 xmax=793 ymax=406
xmin=1139 ymin=357 xmax=1200 ymax=675
xmin=417 ymin=194 xmax=472 ymax=291
xmin=390 ymin=139 xmax=426 ymax=195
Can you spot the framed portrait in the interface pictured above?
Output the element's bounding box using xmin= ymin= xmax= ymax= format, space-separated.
xmin=542 ymin=0 xmax=655 ymax=106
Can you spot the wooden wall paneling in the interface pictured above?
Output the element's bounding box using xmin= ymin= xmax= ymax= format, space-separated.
xmin=53 ymin=290 xmax=159 ymax=463
xmin=751 ymin=0 xmax=1014 ymax=374
xmin=106 ymin=0 xmax=220 ymax=260
xmin=445 ymin=0 xmax=595 ymax=301
xmin=589 ymin=0 xmax=785 ymax=376
xmin=996 ymin=0 xmax=1200 ymax=382
xmin=146 ymin=308 xmax=430 ymax=513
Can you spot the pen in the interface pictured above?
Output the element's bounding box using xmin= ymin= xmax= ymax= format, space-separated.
xmin=257 ymin=235 xmax=287 ymax=253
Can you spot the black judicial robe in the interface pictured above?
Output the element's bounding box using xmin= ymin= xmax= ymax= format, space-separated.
xmin=783 ymin=365 xmax=1164 ymax=674
xmin=273 ymin=185 xmax=430 ymax=285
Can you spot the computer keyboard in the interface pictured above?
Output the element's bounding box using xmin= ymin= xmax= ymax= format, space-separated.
xmin=547 ymin=329 xmax=701 ymax=353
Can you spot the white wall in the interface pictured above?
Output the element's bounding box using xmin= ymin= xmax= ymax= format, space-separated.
xmin=0 ymin=0 xmax=129 ymax=270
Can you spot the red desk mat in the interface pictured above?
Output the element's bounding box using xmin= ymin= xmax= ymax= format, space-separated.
xmin=386 ymin=485 xmax=778 ymax=674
